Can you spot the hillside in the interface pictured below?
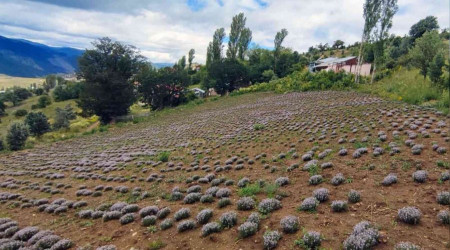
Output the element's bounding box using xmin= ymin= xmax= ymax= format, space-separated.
xmin=0 ymin=36 xmax=83 ymax=77
xmin=0 ymin=91 xmax=448 ymax=249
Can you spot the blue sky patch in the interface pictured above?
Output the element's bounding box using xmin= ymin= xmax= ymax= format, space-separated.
xmin=187 ymin=0 xmax=206 ymax=11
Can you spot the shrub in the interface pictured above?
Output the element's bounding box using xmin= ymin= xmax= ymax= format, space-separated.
xmin=237 ymin=177 xmax=250 ymax=187
xmin=437 ymin=210 xmax=450 ymax=224
xmin=437 ymin=191 xmax=450 ymax=205
xmin=174 ymin=208 xmax=190 ymax=221
xmin=412 ymin=170 xmax=428 ymax=183
xmin=51 ymin=239 xmax=73 ymax=250
xmin=160 ymin=218 xmax=173 ymax=230
xmin=247 ymin=212 xmax=261 ymax=225
xmin=12 ymin=226 xmax=39 ymax=241
xmin=53 ymin=105 xmax=77 ymax=129
xmin=348 ymin=190 xmax=361 ymax=203
xmin=170 ymin=191 xmax=183 ymax=201
xmin=7 ymin=122 xmax=29 ymax=151
xmin=25 ymin=112 xmax=51 ymax=137
xmin=14 ymin=109 xmax=28 ymax=117
xmin=119 ymin=213 xmax=136 ymax=225
xmin=258 ymin=198 xmax=282 ymax=214
xmin=275 ymin=177 xmax=289 ymax=186
xmin=299 ymin=197 xmax=319 ymax=212
xmin=202 ymin=222 xmax=221 ymax=237
xmin=253 ymin=123 xmax=265 ymax=130
xmin=398 ymin=207 xmax=421 ymax=224
xmin=343 ymin=221 xmax=379 ymax=250
xmin=263 ymin=230 xmax=281 ymax=250
xmin=158 ymin=151 xmax=170 ymax=162
xmin=200 ymin=194 xmax=214 ymax=203
xmin=312 ymin=188 xmax=329 ymax=202
xmin=183 ymin=192 xmax=201 ymax=204
xmin=330 ymin=172 xmax=345 ymax=185
xmin=103 ymin=211 xmax=122 ymax=222
xmin=237 ymin=197 xmax=255 ymax=211
xmin=331 ymin=200 xmax=348 ymax=212
xmin=35 ymin=235 xmax=61 ymax=249
xmin=238 ymin=222 xmax=258 ymax=238
xmin=121 ymin=204 xmax=139 ymax=214
xmin=216 ymin=188 xmax=232 ymax=198
xmin=238 ymin=183 xmax=260 ymax=197
xmin=300 ymin=231 xmax=322 ymax=249
xmin=156 ymin=207 xmax=171 ymax=219
xmin=142 ymin=215 xmax=157 ymax=226
xmin=177 ymin=220 xmax=196 ymax=232
xmin=395 ymin=242 xmax=421 ymax=250
xmin=53 ymin=81 xmax=83 ymax=101
xmin=309 ymin=175 xmax=323 ymax=185
xmin=196 ymin=209 xmax=213 ymax=224
xmin=219 ymin=211 xmax=237 ymax=228
xmin=187 ymin=185 xmax=201 ymax=193
xmin=218 ymin=198 xmax=231 ymax=208
xmin=280 ymin=215 xmax=299 ymax=233
xmin=382 ymin=174 xmax=398 ymax=186
xmin=37 ymin=95 xmax=52 ymax=108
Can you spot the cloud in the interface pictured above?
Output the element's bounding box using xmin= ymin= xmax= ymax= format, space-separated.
xmin=0 ymin=0 xmax=448 ymax=63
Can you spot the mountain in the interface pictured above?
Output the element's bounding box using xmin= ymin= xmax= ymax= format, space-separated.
xmin=0 ymin=35 xmax=84 ymax=77
xmin=152 ymin=62 xmax=174 ymax=69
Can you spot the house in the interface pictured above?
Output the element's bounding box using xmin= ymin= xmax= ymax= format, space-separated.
xmin=191 ymin=87 xmax=206 ymax=97
xmin=309 ymin=56 xmax=372 ymax=76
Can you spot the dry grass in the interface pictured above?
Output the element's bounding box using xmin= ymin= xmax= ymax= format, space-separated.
xmin=0 ymin=74 xmax=44 ymax=90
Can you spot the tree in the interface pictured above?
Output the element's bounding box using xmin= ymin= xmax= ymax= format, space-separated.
xmin=178 ymin=56 xmax=186 ymax=70
xmin=409 ymin=16 xmax=439 ymax=42
xmin=238 ymin=28 xmax=252 ymax=60
xmin=355 ymin=0 xmax=382 ymax=83
xmin=77 ymin=37 xmax=143 ymax=123
xmin=207 ymin=28 xmax=226 ymax=67
xmin=227 ymin=13 xmax=252 ymax=60
xmin=37 ymin=95 xmax=52 ymax=108
xmin=208 ymin=59 xmax=247 ymax=95
xmin=332 ymin=40 xmax=345 ymax=49
xmin=188 ymin=49 xmax=195 ymax=69
xmin=410 ymin=31 xmax=442 ymax=79
xmin=25 ymin=112 xmax=50 ymax=137
xmin=370 ymin=0 xmax=398 ymax=84
xmin=54 ymin=105 xmax=77 ymax=129
xmin=274 ymin=29 xmax=288 ymax=74
xmin=53 ymin=81 xmax=83 ymax=101
xmin=7 ymin=122 xmax=29 ymax=151
xmin=428 ymin=51 xmax=445 ymax=87
xmin=0 ymin=101 xmax=5 ymax=116
xmin=136 ymin=63 xmax=190 ymax=110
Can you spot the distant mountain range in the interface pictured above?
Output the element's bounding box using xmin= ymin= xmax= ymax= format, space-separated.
xmin=0 ymin=35 xmax=174 ymax=77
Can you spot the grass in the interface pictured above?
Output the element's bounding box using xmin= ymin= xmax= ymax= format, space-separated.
xmin=357 ymin=67 xmax=449 ymax=114
xmin=0 ymin=74 xmax=43 ymax=90
xmin=148 ymin=239 xmax=165 ymax=249
xmin=253 ymin=123 xmax=265 ymax=130
xmin=158 ymin=151 xmax=170 ymax=162
xmin=238 ymin=183 xmax=261 ymax=197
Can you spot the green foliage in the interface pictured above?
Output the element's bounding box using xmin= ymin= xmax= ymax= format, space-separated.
xmin=264 ymin=183 xmax=278 ymax=198
xmin=208 ymin=58 xmax=248 ymax=95
xmin=308 ymin=164 xmax=320 ymax=177
xmin=158 ymin=151 xmax=170 ymax=162
xmin=37 ymin=95 xmax=52 ymax=108
xmin=227 ymin=13 xmax=252 ymax=60
xmin=53 ymin=105 xmax=77 ymax=130
xmin=148 ymin=239 xmax=165 ymax=249
xmin=410 ymin=31 xmax=443 ymax=78
xmin=14 ymin=109 xmax=28 ymax=117
xmin=77 ymin=37 xmax=143 ymax=123
xmin=253 ymin=123 xmax=265 ymax=130
xmin=238 ymin=183 xmax=261 ymax=197
xmin=428 ymin=52 xmax=445 ymax=87
xmin=136 ymin=63 xmax=190 ymax=110
xmin=237 ymin=70 xmax=354 ymax=94
xmin=53 ymin=81 xmax=83 ymax=101
xmin=6 ymin=122 xmax=29 ymax=151
xmin=1 ymin=87 xmax=32 ymax=106
xmin=409 ymin=16 xmax=439 ymax=42
xmin=24 ymin=112 xmax=50 ymax=137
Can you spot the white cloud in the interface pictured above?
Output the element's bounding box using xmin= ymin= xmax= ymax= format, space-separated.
xmin=0 ymin=0 xmax=447 ymax=63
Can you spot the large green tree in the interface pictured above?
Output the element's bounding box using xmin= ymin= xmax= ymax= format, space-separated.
xmin=208 ymin=59 xmax=247 ymax=95
xmin=273 ymin=28 xmax=288 ymax=75
xmin=206 ymin=28 xmax=226 ymax=67
xmin=188 ymin=49 xmax=195 ymax=69
xmin=7 ymin=122 xmax=29 ymax=151
xmin=227 ymin=13 xmax=252 ymax=60
xmin=24 ymin=112 xmax=51 ymax=137
xmin=410 ymin=31 xmax=442 ymax=79
xmin=409 ymin=16 xmax=439 ymax=42
xmin=77 ymin=37 xmax=143 ymax=123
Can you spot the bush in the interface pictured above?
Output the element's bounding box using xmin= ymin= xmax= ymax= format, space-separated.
xmin=7 ymin=122 xmax=29 ymax=151
xmin=309 ymin=175 xmax=323 ymax=185
xmin=142 ymin=215 xmax=157 ymax=226
xmin=174 ymin=208 xmax=190 ymax=221
xmin=395 ymin=242 xmax=421 ymax=250
xmin=53 ymin=105 xmax=77 ymax=129
xmin=156 ymin=207 xmax=171 ymax=219
xmin=183 ymin=192 xmax=201 ymax=204
xmin=412 ymin=170 xmax=428 ymax=183
xmin=103 ymin=211 xmax=122 ymax=222
xmin=218 ymin=198 xmax=231 ymax=208
xmin=196 ymin=209 xmax=213 ymax=225
xmin=382 ymin=174 xmax=398 ymax=186
xmin=119 ymin=213 xmax=136 ymax=225
xmin=219 ymin=211 xmax=237 ymax=228
xmin=263 ymin=230 xmax=281 ymax=250
xmin=139 ymin=206 xmax=159 ymax=217
xmin=343 ymin=221 xmax=379 ymax=250
xmin=258 ymin=198 xmax=282 ymax=214
xmin=14 ymin=109 xmax=28 ymax=117
xmin=158 ymin=151 xmax=170 ymax=162
xmin=37 ymin=95 xmax=52 ymax=108
xmin=238 ymin=222 xmax=258 ymax=238
xmin=398 ymin=207 xmax=421 ymax=224
xmin=313 ymin=188 xmax=329 ymax=202
xmin=25 ymin=112 xmax=50 ymax=137
xmin=160 ymin=218 xmax=173 ymax=230
xmin=275 ymin=177 xmax=289 ymax=186
xmin=299 ymin=197 xmax=319 ymax=212
xmin=177 ymin=220 xmax=196 ymax=232
xmin=53 ymin=81 xmax=83 ymax=101
xmin=299 ymin=231 xmax=321 ymax=249
xmin=280 ymin=215 xmax=299 ymax=233
xmin=331 ymin=173 xmax=345 ymax=186
xmin=331 ymin=200 xmax=348 ymax=212
xmin=348 ymin=190 xmax=361 ymax=203
xmin=437 ymin=210 xmax=450 ymax=225
xmin=237 ymin=197 xmax=255 ymax=211
xmin=436 ymin=191 xmax=450 ymax=205
xmin=202 ymin=222 xmax=221 ymax=237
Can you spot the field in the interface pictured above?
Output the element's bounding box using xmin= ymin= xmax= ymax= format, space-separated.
xmin=0 ymin=74 xmax=43 ymax=90
xmin=0 ymin=91 xmax=448 ymax=250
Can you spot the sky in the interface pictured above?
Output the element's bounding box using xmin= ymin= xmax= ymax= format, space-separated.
xmin=0 ymin=0 xmax=448 ymax=64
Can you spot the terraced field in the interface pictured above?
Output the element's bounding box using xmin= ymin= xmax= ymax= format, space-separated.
xmin=0 ymin=91 xmax=448 ymax=250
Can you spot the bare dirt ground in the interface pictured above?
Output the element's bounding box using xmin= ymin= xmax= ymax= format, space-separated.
xmin=0 ymin=91 xmax=448 ymax=250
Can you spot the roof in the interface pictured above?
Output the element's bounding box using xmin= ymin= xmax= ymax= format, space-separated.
xmin=315 ymin=56 xmax=356 ymax=64
xmin=191 ymin=88 xmax=205 ymax=93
